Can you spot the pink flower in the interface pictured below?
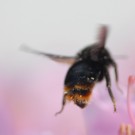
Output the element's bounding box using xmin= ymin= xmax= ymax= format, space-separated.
xmin=0 ymin=53 xmax=134 ymax=135
xmin=118 ymin=76 xmax=135 ymax=135
xmin=0 ymin=65 xmax=87 ymax=135
xmin=83 ymin=85 xmax=129 ymax=135
xmin=83 ymin=75 xmax=135 ymax=135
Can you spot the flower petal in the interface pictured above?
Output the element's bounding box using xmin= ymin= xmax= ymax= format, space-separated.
xmin=127 ymin=76 xmax=135 ymax=128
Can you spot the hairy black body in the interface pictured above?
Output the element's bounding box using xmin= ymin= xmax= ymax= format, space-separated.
xmin=22 ymin=25 xmax=119 ymax=115
xmin=63 ymin=43 xmax=117 ymax=112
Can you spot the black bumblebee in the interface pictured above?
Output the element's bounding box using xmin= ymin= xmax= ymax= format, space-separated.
xmin=22 ymin=25 xmax=120 ymax=115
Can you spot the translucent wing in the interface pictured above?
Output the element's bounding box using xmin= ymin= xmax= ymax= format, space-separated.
xmin=82 ymin=25 xmax=109 ymax=59
xmin=97 ymin=25 xmax=109 ymax=48
xmin=21 ymin=45 xmax=76 ymax=64
xmin=113 ymin=55 xmax=128 ymax=59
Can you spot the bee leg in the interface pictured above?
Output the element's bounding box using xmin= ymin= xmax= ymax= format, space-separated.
xmin=104 ymin=68 xmax=117 ymax=112
xmin=111 ymin=60 xmax=123 ymax=93
xmin=55 ymin=93 xmax=67 ymax=116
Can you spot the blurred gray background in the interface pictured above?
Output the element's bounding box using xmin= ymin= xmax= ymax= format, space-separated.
xmin=0 ymin=0 xmax=134 ymax=71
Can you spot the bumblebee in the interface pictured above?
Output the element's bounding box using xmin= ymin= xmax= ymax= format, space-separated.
xmin=22 ymin=25 xmax=120 ymax=115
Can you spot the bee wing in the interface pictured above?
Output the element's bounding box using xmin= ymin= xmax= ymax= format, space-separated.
xmin=21 ymin=45 xmax=76 ymax=64
xmin=113 ymin=55 xmax=128 ymax=59
xmin=97 ymin=25 xmax=109 ymax=48
xmin=85 ymin=26 xmax=109 ymax=56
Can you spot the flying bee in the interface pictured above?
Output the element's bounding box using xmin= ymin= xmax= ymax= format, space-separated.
xmin=21 ymin=25 xmax=120 ymax=115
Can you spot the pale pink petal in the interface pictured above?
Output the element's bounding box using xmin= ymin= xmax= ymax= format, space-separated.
xmin=127 ymin=76 xmax=135 ymax=128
